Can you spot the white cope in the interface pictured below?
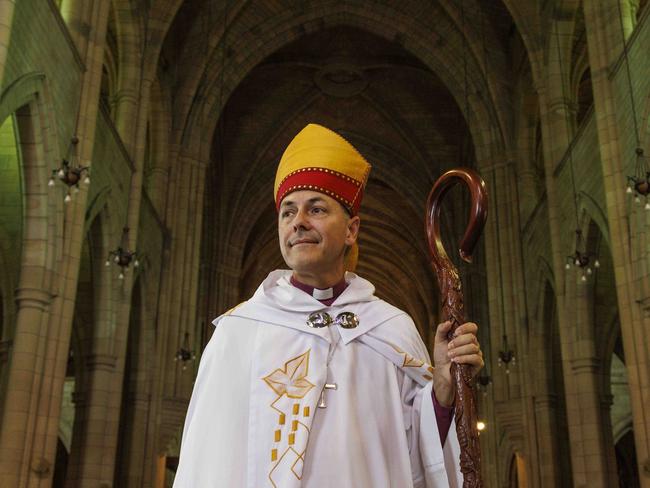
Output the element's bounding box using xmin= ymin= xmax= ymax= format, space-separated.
xmin=174 ymin=270 xmax=463 ymax=488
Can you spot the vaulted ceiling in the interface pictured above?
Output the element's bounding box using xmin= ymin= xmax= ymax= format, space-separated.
xmin=201 ymin=22 xmax=497 ymax=340
xmin=146 ymin=0 xmax=536 ymax=340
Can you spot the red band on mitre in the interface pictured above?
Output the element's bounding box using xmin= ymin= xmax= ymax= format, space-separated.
xmin=276 ymin=168 xmax=364 ymax=215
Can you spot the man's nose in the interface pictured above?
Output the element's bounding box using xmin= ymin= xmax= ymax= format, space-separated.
xmin=292 ymin=208 xmax=310 ymax=231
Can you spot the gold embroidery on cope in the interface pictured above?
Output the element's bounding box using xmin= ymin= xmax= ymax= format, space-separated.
xmin=263 ymin=349 xmax=315 ymax=487
xmin=389 ymin=343 xmax=436 ymax=382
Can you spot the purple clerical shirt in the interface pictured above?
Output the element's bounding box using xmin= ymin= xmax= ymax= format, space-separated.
xmin=289 ymin=275 xmax=454 ymax=445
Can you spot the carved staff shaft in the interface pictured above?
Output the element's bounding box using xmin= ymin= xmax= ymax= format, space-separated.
xmin=425 ymin=168 xmax=488 ymax=488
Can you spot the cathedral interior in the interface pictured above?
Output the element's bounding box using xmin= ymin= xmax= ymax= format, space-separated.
xmin=0 ymin=0 xmax=649 ymax=486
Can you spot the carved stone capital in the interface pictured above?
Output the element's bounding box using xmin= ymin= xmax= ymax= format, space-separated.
xmin=113 ymin=88 xmax=139 ymax=105
xmin=83 ymin=353 xmax=117 ymax=372
xmin=14 ymin=287 xmax=52 ymax=311
xmin=126 ymin=391 xmax=151 ymax=409
xmin=570 ymin=357 xmax=599 ymax=374
xmin=534 ymin=394 xmax=558 ymax=410
xmin=548 ymin=97 xmax=577 ymax=117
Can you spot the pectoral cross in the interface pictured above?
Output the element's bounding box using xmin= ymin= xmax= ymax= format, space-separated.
xmin=318 ymin=383 xmax=337 ymax=408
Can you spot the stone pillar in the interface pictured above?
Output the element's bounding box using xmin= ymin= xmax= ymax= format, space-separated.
xmin=64 ymin=353 xmax=117 ymax=487
xmin=600 ymin=393 xmax=620 ymax=483
xmin=532 ymin=394 xmax=562 ymax=487
xmin=63 ymin=388 xmax=86 ymax=487
xmin=114 ymin=86 xmax=140 ymax=150
xmin=533 ymin=15 xmax=619 ymax=476
xmin=64 ymin=72 xmax=156 ymax=486
xmin=58 ymin=0 xmax=93 ymax=59
xmin=0 ymin=0 xmax=16 ymax=87
xmin=479 ymin=159 xmax=533 ymax=486
xmin=115 ymin=389 xmax=151 ymax=488
xmin=527 ymin=283 xmax=566 ymax=488
xmin=0 ymin=104 xmax=57 ymax=487
xmin=560 ymin=270 xmax=617 ymax=486
xmin=0 ymin=1 xmax=111 ymax=486
xmin=0 ymin=287 xmax=52 ymax=482
xmin=146 ymin=80 xmax=172 ymax=217
xmin=153 ymin=153 xmax=206 ymax=397
xmin=145 ymin=147 xmax=208 ymax=486
xmin=582 ymin=3 xmax=650 ymax=485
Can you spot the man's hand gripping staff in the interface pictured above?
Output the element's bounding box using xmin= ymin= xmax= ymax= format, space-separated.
xmin=426 ymin=167 xmax=488 ymax=488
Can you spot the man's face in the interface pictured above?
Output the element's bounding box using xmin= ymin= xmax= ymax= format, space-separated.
xmin=278 ymin=190 xmax=360 ymax=279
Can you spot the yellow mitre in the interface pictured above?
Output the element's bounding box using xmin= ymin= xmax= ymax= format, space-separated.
xmin=274 ymin=123 xmax=371 ymax=215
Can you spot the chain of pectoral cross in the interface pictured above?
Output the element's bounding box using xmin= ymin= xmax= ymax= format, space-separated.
xmin=318 ymin=332 xmax=342 ymax=408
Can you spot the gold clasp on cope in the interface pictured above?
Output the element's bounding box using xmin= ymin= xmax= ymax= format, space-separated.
xmin=306 ymin=312 xmax=333 ymax=328
xmin=306 ymin=311 xmax=359 ymax=329
xmin=335 ymin=311 xmax=359 ymax=329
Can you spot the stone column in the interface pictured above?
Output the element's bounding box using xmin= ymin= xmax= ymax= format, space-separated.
xmin=479 ymin=158 xmax=533 ymax=486
xmin=64 ymin=353 xmax=117 ymax=487
xmin=115 ymin=389 xmax=152 ymax=488
xmin=64 ymin=69 xmax=156 ymax=485
xmin=533 ymin=14 xmax=618 ymax=476
xmin=114 ymin=84 xmax=141 ymax=150
xmin=0 ymin=0 xmax=16 ymax=87
xmin=146 ymin=80 xmax=172 ymax=217
xmin=582 ymin=3 xmax=650 ymax=485
xmin=0 ymin=104 xmax=56 ymax=487
xmin=0 ymin=286 xmax=52 ymax=481
xmin=600 ymin=393 xmax=620 ymax=483
xmin=0 ymin=1 xmax=111 ymax=486
xmin=528 ymin=283 xmax=566 ymax=488
xmin=558 ymin=266 xmax=617 ymax=486
xmin=532 ymin=394 xmax=562 ymax=487
xmin=536 ymin=84 xmax=614 ymax=483
xmin=58 ymin=0 xmax=93 ymax=59
xmin=165 ymin=156 xmax=206 ymax=397
xmin=148 ymin=149 xmax=207 ymax=484
xmin=115 ymin=277 xmax=158 ymax=488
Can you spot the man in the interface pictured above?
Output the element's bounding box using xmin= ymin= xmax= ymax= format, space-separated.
xmin=174 ymin=123 xmax=483 ymax=487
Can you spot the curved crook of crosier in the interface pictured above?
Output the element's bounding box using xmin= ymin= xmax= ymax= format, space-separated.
xmin=426 ymin=168 xmax=488 ymax=265
xmin=425 ymin=167 xmax=488 ymax=488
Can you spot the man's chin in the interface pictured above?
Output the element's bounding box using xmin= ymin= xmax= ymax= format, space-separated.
xmin=288 ymin=260 xmax=316 ymax=272
xmin=287 ymin=256 xmax=323 ymax=273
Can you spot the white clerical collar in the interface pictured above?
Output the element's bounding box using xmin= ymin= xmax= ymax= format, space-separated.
xmin=289 ymin=275 xmax=348 ymax=303
xmin=312 ymin=287 xmax=334 ymax=300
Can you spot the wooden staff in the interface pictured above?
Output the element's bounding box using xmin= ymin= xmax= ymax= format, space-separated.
xmin=425 ymin=167 xmax=488 ymax=488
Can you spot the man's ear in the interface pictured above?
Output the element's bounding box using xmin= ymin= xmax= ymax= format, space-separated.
xmin=345 ymin=216 xmax=361 ymax=246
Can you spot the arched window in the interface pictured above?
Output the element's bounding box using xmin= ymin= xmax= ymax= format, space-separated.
xmin=0 ymin=114 xmax=23 ymax=339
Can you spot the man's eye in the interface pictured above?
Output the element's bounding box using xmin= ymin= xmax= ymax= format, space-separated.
xmin=281 ymin=210 xmax=294 ymax=218
xmin=311 ymin=207 xmax=326 ymax=214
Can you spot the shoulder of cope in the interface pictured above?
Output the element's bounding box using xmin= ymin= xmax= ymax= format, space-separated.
xmin=223 ymin=301 xmax=246 ymax=316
